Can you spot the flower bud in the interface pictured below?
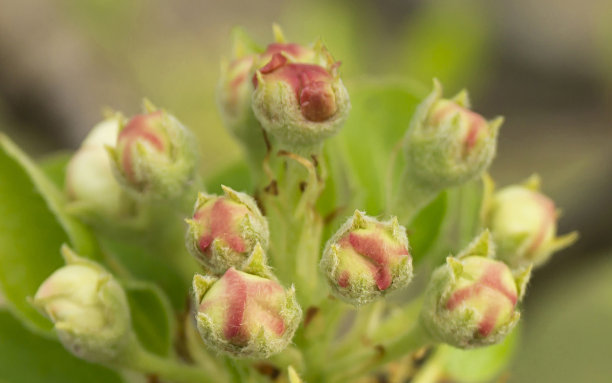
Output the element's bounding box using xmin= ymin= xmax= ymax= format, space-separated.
xmin=404 ymin=80 xmax=501 ymax=191
xmin=186 ymin=185 xmax=269 ymax=274
xmin=485 ymin=175 xmax=578 ymax=269
xmin=320 ymin=210 xmax=413 ymax=306
xmin=32 ymin=245 xmax=131 ymax=363
xmin=251 ymin=41 xmax=350 ymax=147
xmin=420 ymin=231 xmax=530 ymax=349
xmin=193 ymin=262 xmax=301 ymax=358
xmin=108 ymin=101 xmax=198 ymax=199
xmin=217 ymin=25 xmax=330 ymax=145
xmin=65 ymin=116 xmax=136 ymax=222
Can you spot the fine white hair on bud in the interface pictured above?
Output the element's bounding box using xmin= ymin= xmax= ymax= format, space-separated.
xmin=107 ymin=100 xmax=199 ymax=199
xmin=320 ymin=210 xmax=413 ymax=306
xmin=185 ymin=185 xmax=269 ymax=274
xmin=32 ymin=245 xmax=131 ymax=364
xmin=403 ymin=80 xmax=501 ymax=191
xmin=193 ymin=267 xmax=301 ymax=358
xmin=420 ymin=231 xmax=530 ymax=349
xmin=484 ymin=175 xmax=578 ymax=269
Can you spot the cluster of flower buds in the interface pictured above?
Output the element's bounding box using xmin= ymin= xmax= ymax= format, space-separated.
xmin=404 ymin=80 xmax=502 ymax=192
xmin=32 ymin=245 xmax=132 ymax=363
xmin=185 ymin=185 xmax=269 ymax=274
xmin=420 ymin=231 xmax=530 ymax=349
xmin=218 ymin=25 xmax=350 ymax=150
xmin=192 ymin=246 xmax=301 ymax=358
xmin=484 ymin=175 xmax=578 ymax=269
xmin=107 ymin=100 xmax=198 ymax=199
xmin=65 ymin=116 xmax=135 ymax=223
xmin=320 ymin=210 xmax=413 ymax=306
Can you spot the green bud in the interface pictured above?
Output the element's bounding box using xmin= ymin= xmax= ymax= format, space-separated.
xmin=193 ymin=266 xmax=301 ymax=358
xmin=65 ymin=116 xmax=136 ymax=223
xmin=251 ymin=38 xmax=350 ymax=148
xmin=485 ymin=175 xmax=578 ymax=269
xmin=185 ymin=185 xmax=269 ymax=274
xmin=320 ymin=210 xmax=413 ymax=306
xmin=420 ymin=231 xmax=530 ymax=349
xmin=404 ymin=80 xmax=502 ymax=191
xmin=32 ymin=245 xmax=131 ymax=363
xmin=107 ymin=101 xmax=198 ymax=199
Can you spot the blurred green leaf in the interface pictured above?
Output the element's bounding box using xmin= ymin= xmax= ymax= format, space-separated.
xmin=100 ymin=234 xmax=190 ymax=311
xmin=328 ymin=77 xmax=426 ymax=216
xmin=204 ymin=160 xmax=253 ymax=194
xmin=426 ymin=179 xmax=485 ymax=266
xmin=394 ymin=0 xmax=491 ymax=92
xmin=439 ymin=326 xmax=519 ymax=383
xmin=0 ymin=134 xmax=98 ymax=334
xmin=39 ymin=151 xmax=72 ymax=190
xmin=0 ymin=310 xmax=123 ymax=383
xmin=125 ymin=281 xmax=175 ymax=357
xmin=409 ymin=191 xmax=447 ymax=264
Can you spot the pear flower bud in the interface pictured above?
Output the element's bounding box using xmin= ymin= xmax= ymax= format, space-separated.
xmin=320 ymin=210 xmax=413 ymax=306
xmin=404 ymin=80 xmax=502 ymax=191
xmin=251 ymin=44 xmax=350 ymax=147
xmin=186 ymin=185 xmax=269 ymax=274
xmin=218 ymin=25 xmax=331 ymax=145
xmin=193 ymin=250 xmax=301 ymax=358
xmin=32 ymin=246 xmax=131 ymax=363
xmin=108 ymin=101 xmax=198 ymax=199
xmin=65 ymin=117 xmax=134 ymax=221
xmin=485 ymin=175 xmax=578 ymax=269
xmin=420 ymin=231 xmax=530 ymax=349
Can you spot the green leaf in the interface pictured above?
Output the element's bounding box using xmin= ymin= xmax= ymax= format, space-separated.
xmin=439 ymin=325 xmax=519 ymax=383
xmin=204 ymin=160 xmax=252 ymax=194
xmin=0 ymin=134 xmax=98 ymax=333
xmin=0 ymin=134 xmax=98 ymax=257
xmin=0 ymin=310 xmax=124 ymax=383
xmin=424 ymin=179 xmax=485 ymax=266
xmin=408 ymin=191 xmax=447 ymax=264
xmin=39 ymin=151 xmax=72 ymax=190
xmin=125 ymin=280 xmax=175 ymax=357
xmin=326 ymin=77 xmax=427 ymax=216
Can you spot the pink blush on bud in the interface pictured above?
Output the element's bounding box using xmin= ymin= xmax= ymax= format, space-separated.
xmin=196 ymin=199 xmax=248 ymax=254
xmin=223 ymin=269 xmax=248 ymax=341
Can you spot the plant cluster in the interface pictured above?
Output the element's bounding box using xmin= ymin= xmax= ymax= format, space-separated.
xmin=0 ymin=26 xmax=577 ymax=383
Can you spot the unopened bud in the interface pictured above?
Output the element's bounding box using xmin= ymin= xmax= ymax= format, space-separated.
xmin=186 ymin=185 xmax=269 ymax=274
xmin=320 ymin=210 xmax=413 ymax=306
xmin=404 ymin=80 xmax=501 ymax=190
xmin=32 ymin=245 xmax=131 ymax=363
xmin=108 ymin=101 xmax=198 ymax=199
xmin=65 ymin=117 xmax=135 ymax=222
xmin=420 ymin=231 xmax=530 ymax=349
xmin=485 ymin=175 xmax=578 ymax=269
xmin=251 ymin=41 xmax=350 ymax=147
xmin=193 ymin=265 xmax=301 ymax=358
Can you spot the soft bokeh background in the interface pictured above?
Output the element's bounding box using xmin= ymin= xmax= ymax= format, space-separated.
xmin=1 ymin=0 xmax=611 ymax=381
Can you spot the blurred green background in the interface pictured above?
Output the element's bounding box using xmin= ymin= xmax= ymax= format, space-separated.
xmin=0 ymin=0 xmax=611 ymax=381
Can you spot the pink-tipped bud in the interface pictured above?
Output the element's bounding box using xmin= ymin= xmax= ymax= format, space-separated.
xmin=320 ymin=211 xmax=413 ymax=306
xmin=193 ymin=266 xmax=301 ymax=358
xmin=251 ymin=43 xmax=350 ymax=147
xmin=186 ymin=186 xmax=269 ymax=274
xmin=485 ymin=175 xmax=578 ymax=269
xmin=420 ymin=231 xmax=531 ymax=349
xmin=108 ymin=101 xmax=198 ymax=199
xmin=404 ymin=80 xmax=502 ymax=190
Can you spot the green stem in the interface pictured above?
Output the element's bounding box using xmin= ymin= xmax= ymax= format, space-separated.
xmin=325 ymin=321 xmax=432 ymax=382
xmin=122 ymin=337 xmax=217 ymax=383
xmin=393 ymin=171 xmax=440 ymax=224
